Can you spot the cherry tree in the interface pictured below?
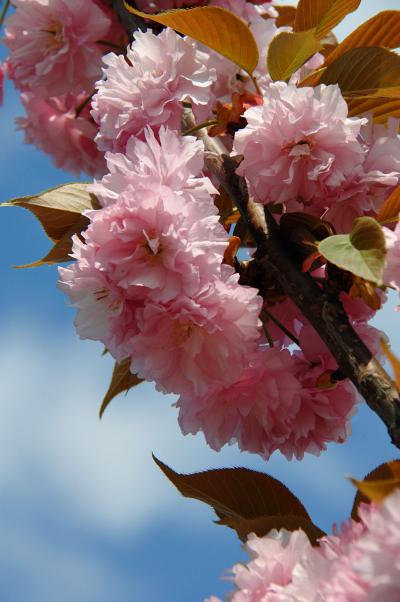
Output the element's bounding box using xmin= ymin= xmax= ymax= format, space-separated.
xmin=2 ymin=0 xmax=400 ymax=598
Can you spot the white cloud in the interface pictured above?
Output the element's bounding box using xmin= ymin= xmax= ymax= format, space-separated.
xmin=0 ymin=316 xmax=395 ymax=539
xmin=0 ymin=521 xmax=146 ymax=602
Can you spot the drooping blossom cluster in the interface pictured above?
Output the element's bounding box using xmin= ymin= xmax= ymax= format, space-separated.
xmin=207 ymin=489 xmax=400 ymax=601
xmin=59 ymin=127 xmax=263 ymax=398
xmin=17 ymin=92 xmax=106 ymax=177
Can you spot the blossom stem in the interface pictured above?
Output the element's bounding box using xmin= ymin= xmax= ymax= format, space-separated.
xmin=182 ymin=120 xmax=219 ymax=136
xmin=261 ymin=308 xmax=300 ymax=347
xmin=259 ymin=312 xmax=274 ymax=347
xmin=97 ymin=39 xmax=126 ymax=52
xmin=0 ymin=0 xmax=10 ymax=28
xmin=75 ymin=92 xmax=95 ymax=118
xmin=249 ymin=73 xmax=262 ymax=96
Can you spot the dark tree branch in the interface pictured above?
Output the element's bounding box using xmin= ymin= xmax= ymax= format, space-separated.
xmin=182 ymin=110 xmax=400 ymax=449
xmin=106 ymin=0 xmax=146 ymax=38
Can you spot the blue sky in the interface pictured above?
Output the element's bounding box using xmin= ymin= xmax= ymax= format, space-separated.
xmin=1 ymin=2 xmax=400 ymax=600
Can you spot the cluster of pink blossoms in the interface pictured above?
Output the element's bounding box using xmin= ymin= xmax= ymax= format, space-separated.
xmin=4 ymin=0 xmax=126 ymax=175
xmin=2 ymin=0 xmax=400 ymax=459
xmin=207 ymin=489 xmax=400 ymax=601
xmin=59 ymin=127 xmax=263 ymax=399
xmin=234 ymin=83 xmax=400 ymax=233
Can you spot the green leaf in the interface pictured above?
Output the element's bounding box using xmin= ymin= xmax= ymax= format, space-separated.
xmin=318 ymin=217 xmax=387 ymax=285
xmin=267 ymin=29 xmax=322 ymax=82
xmin=123 ymin=2 xmax=259 ymax=77
xmin=153 ymin=457 xmax=325 ymax=544
xmin=100 ymin=358 xmax=143 ymax=418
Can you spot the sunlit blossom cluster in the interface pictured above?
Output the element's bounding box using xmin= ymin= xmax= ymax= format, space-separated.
xmin=59 ymin=127 xmax=264 ymax=398
xmin=92 ymin=27 xmax=217 ymax=152
xmin=234 ymin=82 xmax=400 ymax=233
xmin=207 ymin=489 xmax=400 ymax=601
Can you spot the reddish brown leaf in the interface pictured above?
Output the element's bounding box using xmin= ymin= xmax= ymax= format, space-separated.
xmin=325 ymin=11 xmax=400 ymax=67
xmin=294 ymin=0 xmax=361 ymax=38
xmin=320 ymin=47 xmax=400 ymax=94
xmin=16 ymin=214 xmax=89 ymax=268
xmin=1 ymin=183 xmax=94 ymax=241
xmin=223 ymin=236 xmax=241 ymax=266
xmin=100 ymin=358 xmax=143 ymax=418
xmin=219 ymin=514 xmax=326 ymax=545
xmin=153 ymin=457 xmax=324 ymax=544
xmin=377 ymin=186 xmax=400 ymax=225
xmin=123 ymin=3 xmax=259 ymax=76
xmin=273 ymin=5 xmax=297 ymax=28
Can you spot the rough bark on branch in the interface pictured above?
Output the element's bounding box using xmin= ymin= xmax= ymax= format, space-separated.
xmin=183 ymin=111 xmax=400 ymax=449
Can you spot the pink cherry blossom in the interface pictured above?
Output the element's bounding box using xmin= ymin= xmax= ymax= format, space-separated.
xmin=207 ymin=529 xmax=315 ymax=602
xmin=317 ymin=491 xmax=400 ymax=601
xmin=58 ymin=247 xmax=140 ymax=363
xmin=129 ymin=267 xmax=262 ymax=396
xmin=17 ymin=92 xmax=106 ymax=177
xmin=262 ymin=297 xmax=304 ymax=347
xmin=340 ymin=290 xmax=384 ymax=324
xmin=91 ymin=126 xmax=217 ymax=209
xmin=58 ymin=183 xmax=230 ymax=355
xmin=179 ymin=319 xmax=357 ymax=460
xmin=210 ymin=490 xmax=400 ymax=601
xmin=177 ymin=346 xmax=303 ymax=457
xmin=233 ymin=83 xmax=366 ymax=209
xmin=324 ymin=119 xmax=400 ymax=232
xmin=4 ymin=0 xmax=121 ymax=97
xmin=92 ymin=28 xmax=216 ymax=152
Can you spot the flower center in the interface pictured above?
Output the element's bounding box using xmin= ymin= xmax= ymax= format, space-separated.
xmin=172 ymin=318 xmax=195 ymax=346
xmin=42 ymin=21 xmax=65 ymax=54
xmin=142 ymin=229 xmax=163 ymax=256
xmin=287 ymin=139 xmax=312 ymax=158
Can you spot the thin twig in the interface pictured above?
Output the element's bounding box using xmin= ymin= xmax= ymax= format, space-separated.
xmin=75 ymin=92 xmax=95 ymax=118
xmin=97 ymin=39 xmax=126 ymax=52
xmin=0 ymin=0 xmax=10 ymax=28
xmin=183 ymin=120 xmax=219 ymax=136
xmin=261 ymin=308 xmax=300 ymax=347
